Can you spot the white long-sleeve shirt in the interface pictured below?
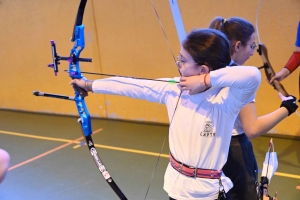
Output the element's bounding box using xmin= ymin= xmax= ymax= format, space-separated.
xmin=92 ymin=66 xmax=261 ymax=200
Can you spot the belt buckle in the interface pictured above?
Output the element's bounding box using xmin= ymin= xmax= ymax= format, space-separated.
xmin=211 ymin=170 xmax=215 ymax=178
xmin=178 ymin=163 xmax=183 ymax=173
xmin=193 ymin=167 xmax=197 ymax=178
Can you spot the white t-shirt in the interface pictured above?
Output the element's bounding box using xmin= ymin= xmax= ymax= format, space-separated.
xmin=228 ymin=62 xmax=256 ymax=136
xmin=92 ymin=66 xmax=261 ymax=200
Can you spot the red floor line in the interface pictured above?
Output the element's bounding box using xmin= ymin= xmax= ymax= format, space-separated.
xmin=8 ymin=128 xmax=102 ymax=171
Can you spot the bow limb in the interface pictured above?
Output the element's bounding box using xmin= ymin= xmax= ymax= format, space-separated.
xmin=255 ymin=0 xmax=289 ymax=96
xmin=168 ymin=0 xmax=185 ymax=76
xmin=48 ymin=0 xmax=128 ymax=199
xmin=169 ymin=0 xmax=186 ymax=43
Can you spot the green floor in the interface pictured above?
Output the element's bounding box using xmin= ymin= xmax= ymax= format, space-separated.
xmin=0 ymin=110 xmax=299 ymax=200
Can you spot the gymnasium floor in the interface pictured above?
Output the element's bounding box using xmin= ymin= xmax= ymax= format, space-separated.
xmin=0 ymin=109 xmax=299 ymax=200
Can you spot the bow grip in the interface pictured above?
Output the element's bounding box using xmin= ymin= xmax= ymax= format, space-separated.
xmin=73 ymin=83 xmax=88 ymax=97
xmin=258 ymin=43 xmax=289 ymax=96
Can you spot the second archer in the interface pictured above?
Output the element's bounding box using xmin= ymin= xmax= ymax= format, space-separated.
xmin=178 ymin=17 xmax=298 ymax=200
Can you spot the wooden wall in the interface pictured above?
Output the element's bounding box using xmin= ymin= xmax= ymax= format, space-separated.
xmin=0 ymin=0 xmax=299 ymax=136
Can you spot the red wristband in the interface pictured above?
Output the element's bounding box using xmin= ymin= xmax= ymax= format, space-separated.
xmin=285 ymin=51 xmax=300 ymax=73
xmin=204 ymin=73 xmax=208 ymax=87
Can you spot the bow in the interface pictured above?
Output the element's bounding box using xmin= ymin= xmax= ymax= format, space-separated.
xmin=255 ymin=0 xmax=289 ymax=97
xmin=34 ymin=1 xmax=183 ymax=199
xmin=34 ymin=0 xmax=127 ymax=199
xmin=255 ymin=1 xmax=281 ymax=199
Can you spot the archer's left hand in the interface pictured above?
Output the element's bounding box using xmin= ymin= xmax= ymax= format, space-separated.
xmin=278 ymin=93 xmax=298 ymax=116
xmin=70 ymin=78 xmax=94 ymax=92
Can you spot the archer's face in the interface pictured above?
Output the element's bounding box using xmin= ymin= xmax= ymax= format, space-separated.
xmin=177 ymin=47 xmax=203 ymax=77
xmin=233 ymin=33 xmax=256 ymax=65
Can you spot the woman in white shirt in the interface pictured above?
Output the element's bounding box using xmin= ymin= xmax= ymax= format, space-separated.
xmin=70 ymin=28 xmax=261 ymax=200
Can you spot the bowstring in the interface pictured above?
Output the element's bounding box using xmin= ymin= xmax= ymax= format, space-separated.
xmin=149 ymin=0 xmax=178 ymax=67
xmin=144 ymin=1 xmax=183 ymax=199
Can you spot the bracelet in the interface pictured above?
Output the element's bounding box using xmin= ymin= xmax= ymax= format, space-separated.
xmin=85 ymin=81 xmax=93 ymax=92
xmin=204 ymin=73 xmax=208 ymax=87
xmin=85 ymin=81 xmax=89 ymax=91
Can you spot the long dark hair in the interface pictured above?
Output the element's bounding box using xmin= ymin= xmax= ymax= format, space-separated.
xmin=209 ymin=17 xmax=255 ymax=46
xmin=182 ymin=28 xmax=231 ymax=71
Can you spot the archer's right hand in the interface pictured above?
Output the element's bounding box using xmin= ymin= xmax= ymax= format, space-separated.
xmin=179 ymin=74 xmax=210 ymax=95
